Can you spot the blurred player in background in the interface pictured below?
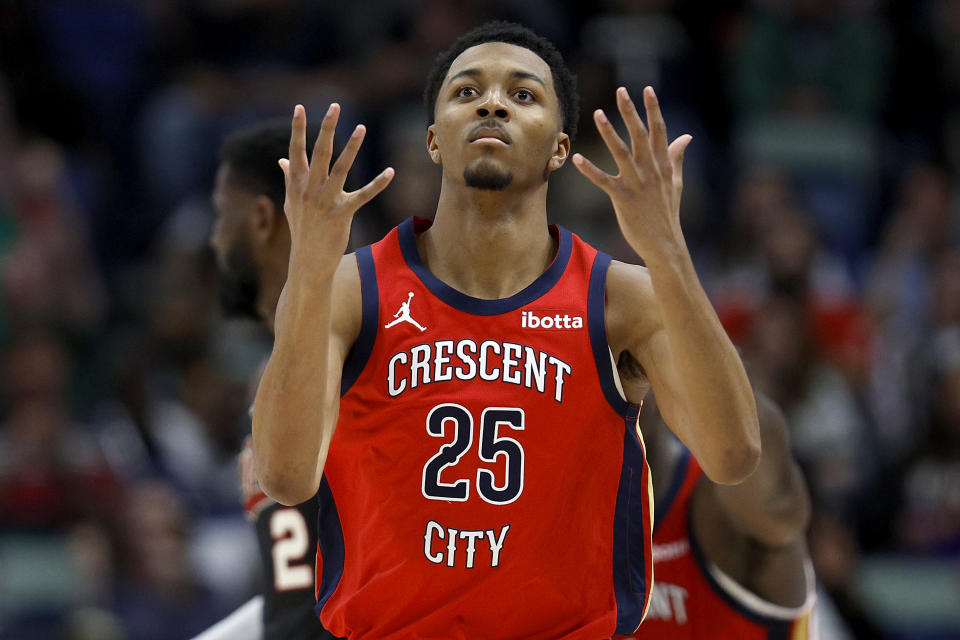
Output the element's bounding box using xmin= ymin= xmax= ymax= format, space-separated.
xmin=617 ymin=392 xmax=818 ymax=639
xmin=193 ymin=121 xmax=336 ymax=640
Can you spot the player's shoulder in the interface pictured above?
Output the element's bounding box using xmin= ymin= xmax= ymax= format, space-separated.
xmin=606 ymin=260 xmax=653 ymax=299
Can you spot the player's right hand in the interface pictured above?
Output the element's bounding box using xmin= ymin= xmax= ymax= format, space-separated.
xmin=279 ymin=103 xmax=394 ymax=278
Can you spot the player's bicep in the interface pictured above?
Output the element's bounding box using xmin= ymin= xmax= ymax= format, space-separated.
xmin=631 ymin=326 xmax=696 ymax=449
xmin=606 ymin=261 xmax=694 ymax=447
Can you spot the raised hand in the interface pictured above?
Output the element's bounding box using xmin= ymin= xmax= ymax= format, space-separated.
xmin=572 ymin=87 xmax=692 ymax=262
xmin=279 ymin=103 xmax=394 ymax=276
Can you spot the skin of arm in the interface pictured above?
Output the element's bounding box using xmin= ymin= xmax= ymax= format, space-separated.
xmin=574 ymin=87 xmax=760 ymax=484
xmin=705 ymin=393 xmax=812 ymax=547
xmin=252 ymin=104 xmax=394 ymax=505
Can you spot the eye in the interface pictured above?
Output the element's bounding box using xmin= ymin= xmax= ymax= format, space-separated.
xmin=514 ymin=89 xmax=536 ymax=103
xmin=456 ymin=86 xmax=478 ymax=99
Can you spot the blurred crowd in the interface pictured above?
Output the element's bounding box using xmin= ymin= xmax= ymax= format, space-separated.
xmin=0 ymin=0 xmax=958 ymax=639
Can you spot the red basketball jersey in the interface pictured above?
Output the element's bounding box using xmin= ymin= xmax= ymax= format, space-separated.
xmin=618 ymin=451 xmax=817 ymax=640
xmin=312 ymin=217 xmax=653 ymax=639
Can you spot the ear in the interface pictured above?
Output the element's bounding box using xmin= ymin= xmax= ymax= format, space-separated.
xmin=250 ymin=195 xmax=282 ymax=246
xmin=426 ymin=125 xmax=442 ymax=165
xmin=547 ymin=132 xmax=570 ymax=172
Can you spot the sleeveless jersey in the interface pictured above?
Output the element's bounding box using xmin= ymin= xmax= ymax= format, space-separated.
xmin=619 ymin=451 xmax=818 ymax=640
xmin=313 ymin=217 xmax=653 ymax=639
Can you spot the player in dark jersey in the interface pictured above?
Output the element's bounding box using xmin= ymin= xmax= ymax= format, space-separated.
xmin=616 ymin=392 xmax=818 ymax=639
xmin=253 ymin=21 xmax=761 ymax=638
xmin=196 ymin=121 xmax=336 ymax=640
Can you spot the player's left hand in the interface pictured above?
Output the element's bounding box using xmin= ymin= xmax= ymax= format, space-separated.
xmin=572 ymin=86 xmax=692 ymax=263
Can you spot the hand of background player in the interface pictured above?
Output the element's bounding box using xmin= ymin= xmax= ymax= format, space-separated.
xmin=238 ymin=435 xmax=272 ymax=521
xmin=279 ymin=104 xmax=394 ymax=278
xmin=572 ymin=87 xmax=692 ymax=263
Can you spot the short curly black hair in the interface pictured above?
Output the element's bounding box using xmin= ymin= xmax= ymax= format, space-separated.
xmin=423 ymin=21 xmax=579 ymax=140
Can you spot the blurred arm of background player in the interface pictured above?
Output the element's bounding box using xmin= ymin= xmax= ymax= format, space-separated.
xmin=690 ymin=393 xmax=812 ymax=604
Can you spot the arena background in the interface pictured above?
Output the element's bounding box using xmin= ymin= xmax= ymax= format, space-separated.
xmin=1 ymin=1 xmax=958 ymax=638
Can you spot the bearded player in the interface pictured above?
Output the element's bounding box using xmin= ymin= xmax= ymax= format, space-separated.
xmin=253 ymin=21 xmax=761 ymax=638
xmin=194 ymin=121 xmax=337 ymax=640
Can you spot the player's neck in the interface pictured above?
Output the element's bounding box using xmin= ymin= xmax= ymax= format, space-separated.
xmin=422 ymin=181 xmax=555 ymax=300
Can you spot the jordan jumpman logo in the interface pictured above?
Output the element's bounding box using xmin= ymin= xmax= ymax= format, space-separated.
xmin=384 ymin=292 xmax=427 ymax=332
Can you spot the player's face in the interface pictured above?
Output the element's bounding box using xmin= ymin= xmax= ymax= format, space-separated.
xmin=210 ymin=164 xmax=262 ymax=319
xmin=429 ymin=42 xmax=569 ymax=191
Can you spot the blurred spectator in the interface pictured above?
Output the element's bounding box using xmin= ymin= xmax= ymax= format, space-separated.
xmin=730 ymin=0 xmax=890 ymax=263
xmin=0 ymin=330 xmax=117 ymax=530
xmin=0 ymin=138 xmax=107 ymax=342
xmin=896 ymin=354 xmax=960 ymax=556
xmin=111 ymin=479 xmax=226 ymax=640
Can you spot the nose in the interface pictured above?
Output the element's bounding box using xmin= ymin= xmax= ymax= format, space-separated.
xmin=476 ymin=89 xmax=509 ymax=120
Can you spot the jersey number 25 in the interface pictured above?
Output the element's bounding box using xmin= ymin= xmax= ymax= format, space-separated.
xmin=421 ymin=404 xmax=525 ymax=505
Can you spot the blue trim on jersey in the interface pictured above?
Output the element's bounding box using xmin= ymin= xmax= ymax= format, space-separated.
xmin=587 ymin=252 xmax=637 ymax=417
xmin=613 ymin=415 xmax=651 ymax=635
xmin=397 ymin=217 xmax=572 ymax=315
xmin=687 ymin=508 xmax=797 ymax=632
xmin=340 ymin=246 xmax=379 ymax=396
xmin=654 ymin=449 xmax=692 ymax=533
xmin=314 ymin=477 xmax=345 ymax=617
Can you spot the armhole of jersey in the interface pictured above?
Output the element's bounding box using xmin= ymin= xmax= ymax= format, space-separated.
xmin=313 ymin=476 xmax=345 ymax=618
xmin=340 ymin=246 xmax=379 ymax=396
xmin=688 ymin=511 xmax=818 ymax=627
xmin=588 ymin=252 xmax=639 ymax=418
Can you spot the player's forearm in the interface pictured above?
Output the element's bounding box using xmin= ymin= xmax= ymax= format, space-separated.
xmin=252 ymin=273 xmax=339 ymax=505
xmin=714 ymin=395 xmax=811 ymax=546
xmin=645 ymin=246 xmax=760 ymax=484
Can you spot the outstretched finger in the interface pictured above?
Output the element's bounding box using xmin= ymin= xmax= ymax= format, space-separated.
xmin=328 ymin=124 xmax=366 ymax=189
xmin=288 ymin=105 xmax=308 ymax=176
xmin=349 ymin=167 xmax=395 ymax=209
xmin=571 ymin=153 xmax=616 ymax=194
xmin=643 ymin=87 xmax=671 ymax=178
xmin=668 ymin=134 xmax=692 ymax=198
xmin=615 ymin=88 xmax=652 ymax=168
xmin=593 ymin=109 xmax=633 ymax=174
xmin=310 ymin=103 xmax=340 ymax=177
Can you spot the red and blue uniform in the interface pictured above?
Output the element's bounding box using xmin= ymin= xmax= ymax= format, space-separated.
xmin=620 ymin=451 xmax=818 ymax=640
xmin=313 ymin=217 xmax=653 ymax=639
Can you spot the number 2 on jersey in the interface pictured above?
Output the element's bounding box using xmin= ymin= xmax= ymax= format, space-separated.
xmin=421 ymin=403 xmax=525 ymax=505
xmin=270 ymin=508 xmax=313 ymax=591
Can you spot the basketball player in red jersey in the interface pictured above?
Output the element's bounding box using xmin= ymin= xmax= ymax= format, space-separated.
xmin=617 ymin=393 xmax=818 ymax=640
xmin=253 ymin=21 xmax=760 ymax=638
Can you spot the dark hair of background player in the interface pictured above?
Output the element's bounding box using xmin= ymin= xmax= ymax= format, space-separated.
xmin=218 ymin=120 xmax=300 ymax=213
xmin=423 ymin=21 xmax=580 ymax=141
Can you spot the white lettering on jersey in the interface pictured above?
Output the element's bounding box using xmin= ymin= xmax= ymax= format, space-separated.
xmin=645 ymin=582 xmax=690 ymax=625
xmin=387 ymin=340 xmax=572 ymax=402
xmin=652 ymin=539 xmax=690 ymax=563
xmin=521 ymin=311 xmax=584 ymax=329
xmin=423 ymin=519 xmax=511 ymax=569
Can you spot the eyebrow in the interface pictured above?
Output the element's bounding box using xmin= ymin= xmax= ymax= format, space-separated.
xmin=448 ymin=68 xmax=546 ymax=89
